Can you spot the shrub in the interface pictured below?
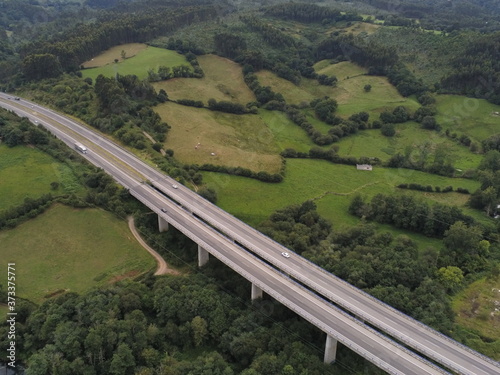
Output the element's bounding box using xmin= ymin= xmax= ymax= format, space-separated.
xmin=381 ymin=123 xmax=395 ymax=137
xmin=177 ymin=99 xmax=203 ymax=107
xmin=280 ymin=148 xmax=298 ymax=158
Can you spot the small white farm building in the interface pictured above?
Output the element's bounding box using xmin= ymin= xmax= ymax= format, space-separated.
xmin=356 ymin=164 xmax=373 ymax=171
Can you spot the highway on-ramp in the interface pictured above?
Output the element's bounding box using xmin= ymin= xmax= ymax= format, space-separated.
xmin=1 ymin=93 xmax=499 ymax=374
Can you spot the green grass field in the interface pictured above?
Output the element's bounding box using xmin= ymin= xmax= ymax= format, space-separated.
xmin=256 ymin=70 xmax=316 ymax=105
xmin=203 ymin=159 xmax=480 ymax=230
xmin=0 ymin=204 xmax=155 ymax=304
xmin=0 ymin=145 xmax=82 ymax=211
xmin=81 ymin=45 xmax=191 ymax=81
xmin=312 ymin=61 xmax=421 ymax=117
xmin=156 ymin=102 xmax=282 ymax=173
xmin=154 ymin=54 xmax=255 ymax=105
xmin=435 ymin=94 xmax=500 ymax=142
xmin=256 ymin=63 xmax=420 ymax=118
xmin=156 ymin=103 xmax=356 ymax=173
xmin=335 ymin=124 xmax=483 ymax=171
xmin=259 ymin=109 xmax=316 ymax=152
xmin=452 ymin=277 xmax=500 ymax=360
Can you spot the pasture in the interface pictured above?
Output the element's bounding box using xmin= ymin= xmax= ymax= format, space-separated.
xmin=202 ymin=159 xmax=480 ymax=230
xmin=156 ymin=102 xmax=361 ymax=174
xmin=154 ymin=54 xmax=255 ymax=105
xmin=156 ymin=102 xmax=282 ymax=173
xmin=81 ymin=45 xmax=191 ymax=81
xmin=259 ymin=109 xmax=316 ymax=152
xmin=0 ymin=204 xmax=155 ymax=303
xmin=256 ymin=63 xmax=419 ymax=118
xmin=335 ymin=124 xmax=483 ymax=171
xmin=0 ymin=145 xmax=82 ymax=211
xmin=435 ymin=94 xmax=500 ymax=142
xmin=81 ymin=43 xmax=148 ymax=68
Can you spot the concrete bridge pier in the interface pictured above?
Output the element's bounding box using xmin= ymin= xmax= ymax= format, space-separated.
xmin=251 ymin=284 xmax=263 ymax=300
xmin=158 ymin=214 xmax=169 ymax=232
xmin=198 ymin=245 xmax=209 ymax=267
xmin=324 ymin=335 xmax=338 ymax=364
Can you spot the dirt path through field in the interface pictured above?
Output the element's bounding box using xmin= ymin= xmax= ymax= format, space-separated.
xmin=128 ymin=216 xmax=179 ymax=276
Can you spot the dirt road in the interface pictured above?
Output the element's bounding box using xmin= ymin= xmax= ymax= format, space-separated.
xmin=128 ymin=216 xmax=179 ymax=276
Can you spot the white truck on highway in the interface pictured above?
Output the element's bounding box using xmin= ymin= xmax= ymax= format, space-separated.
xmin=74 ymin=142 xmax=87 ymax=154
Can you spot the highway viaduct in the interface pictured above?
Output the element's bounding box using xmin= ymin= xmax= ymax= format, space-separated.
xmin=1 ymin=93 xmax=499 ymax=375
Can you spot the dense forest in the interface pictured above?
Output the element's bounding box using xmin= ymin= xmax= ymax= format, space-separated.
xmin=2 ymin=0 xmax=500 ymax=374
xmin=0 ymin=271 xmax=338 ymax=375
xmin=354 ymin=0 xmax=500 ymax=31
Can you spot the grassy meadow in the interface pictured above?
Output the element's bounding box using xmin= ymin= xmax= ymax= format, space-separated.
xmin=435 ymin=95 xmax=500 ymax=142
xmin=0 ymin=145 xmax=82 ymax=211
xmin=452 ymin=277 xmax=500 ymax=360
xmin=259 ymin=109 xmax=317 ymax=152
xmin=81 ymin=43 xmax=148 ymax=68
xmin=0 ymin=204 xmax=155 ymax=304
xmin=203 ymin=159 xmax=480 ymax=229
xmin=155 ymin=104 xmax=317 ymax=172
xmin=154 ymin=54 xmax=255 ymax=105
xmin=256 ymin=62 xmax=419 ymax=118
xmin=335 ymin=124 xmax=483 ymax=171
xmin=81 ymin=45 xmax=191 ymax=81
xmin=156 ymin=102 xmax=282 ymax=173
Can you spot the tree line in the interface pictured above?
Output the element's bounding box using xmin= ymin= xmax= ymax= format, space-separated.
xmin=349 ymin=193 xmax=476 ymax=238
xmin=263 ymin=2 xmax=362 ymax=24
xmin=397 ymin=183 xmax=469 ymax=195
xmin=195 ymin=163 xmax=284 ymax=183
xmin=281 ymin=145 xmax=382 ymax=169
